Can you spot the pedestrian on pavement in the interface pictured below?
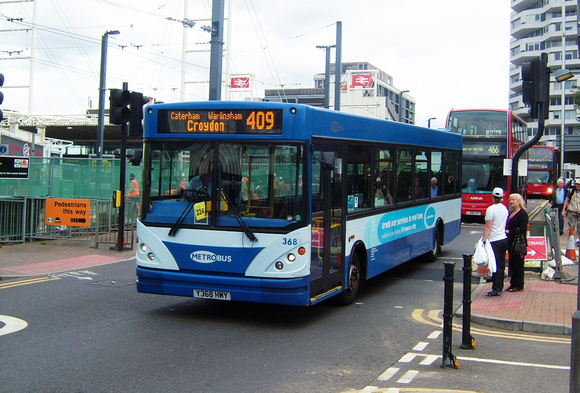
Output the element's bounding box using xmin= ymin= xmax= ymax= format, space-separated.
xmin=128 ymin=174 xmax=140 ymax=197
xmin=562 ymin=179 xmax=580 ymax=246
xmin=552 ymin=178 xmax=566 ymax=235
xmin=506 ymin=193 xmax=528 ymax=292
xmin=483 ymin=187 xmax=509 ymax=297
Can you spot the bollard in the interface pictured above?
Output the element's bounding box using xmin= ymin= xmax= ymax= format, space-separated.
xmin=441 ymin=261 xmax=458 ymax=369
xmin=460 ymin=254 xmax=475 ymax=350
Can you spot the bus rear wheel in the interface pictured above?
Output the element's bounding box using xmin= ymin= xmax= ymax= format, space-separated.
xmin=425 ymin=226 xmax=442 ymax=262
xmin=337 ymin=252 xmax=361 ymax=306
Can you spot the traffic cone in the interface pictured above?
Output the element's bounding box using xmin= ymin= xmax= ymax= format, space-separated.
xmin=565 ymin=227 xmax=577 ymax=261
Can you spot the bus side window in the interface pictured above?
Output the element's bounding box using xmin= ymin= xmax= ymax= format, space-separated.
xmin=431 ymin=151 xmax=442 ymax=198
xmin=347 ymin=145 xmax=372 ymax=211
xmin=443 ymin=151 xmax=459 ymax=195
xmin=396 ymin=149 xmax=412 ymax=202
xmin=374 ymin=148 xmax=394 ymax=206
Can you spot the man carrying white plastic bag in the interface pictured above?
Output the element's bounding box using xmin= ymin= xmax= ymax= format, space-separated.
xmin=473 ymin=237 xmax=497 ymax=278
xmin=482 ymin=187 xmax=508 ymax=297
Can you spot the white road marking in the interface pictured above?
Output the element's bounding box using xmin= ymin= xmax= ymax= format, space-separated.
xmin=0 ymin=315 xmax=28 ymax=336
xmin=412 ymin=341 xmax=429 ymax=351
xmin=377 ymin=367 xmax=399 ymax=381
xmin=455 ymin=355 xmax=569 ymax=370
xmin=398 ymin=353 xmax=417 ymax=363
xmin=427 ymin=330 xmax=442 ymax=340
xmin=402 ymin=352 xmax=568 ymax=370
xmin=420 ymin=355 xmax=439 ymax=365
xmin=397 ymin=370 xmax=419 ymax=384
xmin=359 ymin=386 xmax=377 ymax=392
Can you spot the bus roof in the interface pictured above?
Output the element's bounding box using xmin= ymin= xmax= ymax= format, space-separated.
xmin=145 ymin=101 xmax=462 ymax=150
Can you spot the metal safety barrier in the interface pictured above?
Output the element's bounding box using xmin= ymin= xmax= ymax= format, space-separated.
xmin=0 ymin=197 xmax=26 ymax=243
xmin=0 ymin=196 xmax=136 ymax=250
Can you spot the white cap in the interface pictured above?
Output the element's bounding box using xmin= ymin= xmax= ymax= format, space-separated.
xmin=575 ymin=179 xmax=580 ymax=185
xmin=492 ymin=187 xmax=504 ymax=197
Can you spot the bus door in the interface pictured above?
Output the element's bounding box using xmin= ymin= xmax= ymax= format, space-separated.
xmin=310 ymin=144 xmax=344 ymax=299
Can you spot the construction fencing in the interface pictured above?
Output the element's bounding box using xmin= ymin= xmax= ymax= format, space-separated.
xmin=0 ymin=196 xmax=137 ymax=250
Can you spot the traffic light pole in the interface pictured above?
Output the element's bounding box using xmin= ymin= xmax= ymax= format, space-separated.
xmin=510 ymin=105 xmax=545 ymax=194
xmin=512 ymin=52 xmax=549 ymax=194
xmin=114 ymin=82 xmax=129 ymax=252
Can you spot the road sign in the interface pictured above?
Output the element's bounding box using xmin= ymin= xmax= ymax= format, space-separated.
xmin=0 ymin=156 xmax=29 ymax=179
xmin=45 ymin=198 xmax=91 ymax=227
xmin=525 ymin=236 xmax=547 ymax=260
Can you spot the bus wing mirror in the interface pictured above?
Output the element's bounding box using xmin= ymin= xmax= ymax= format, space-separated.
xmin=128 ymin=149 xmax=142 ymax=166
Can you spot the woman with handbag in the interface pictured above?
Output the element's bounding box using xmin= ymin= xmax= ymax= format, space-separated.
xmin=506 ymin=193 xmax=529 ymax=292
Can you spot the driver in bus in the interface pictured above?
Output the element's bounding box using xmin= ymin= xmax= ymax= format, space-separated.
xmin=180 ymin=161 xmax=213 ymax=200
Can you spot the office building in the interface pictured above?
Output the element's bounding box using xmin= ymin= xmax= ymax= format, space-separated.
xmin=510 ymin=0 xmax=580 ymax=164
xmin=264 ymin=62 xmax=415 ymax=124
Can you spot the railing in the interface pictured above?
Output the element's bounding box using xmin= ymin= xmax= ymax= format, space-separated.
xmin=0 ymin=196 xmax=136 ymax=250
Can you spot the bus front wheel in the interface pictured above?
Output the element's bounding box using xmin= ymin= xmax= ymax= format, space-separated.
xmin=337 ymin=252 xmax=361 ymax=306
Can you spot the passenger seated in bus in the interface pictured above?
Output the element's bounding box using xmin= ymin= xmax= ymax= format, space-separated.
xmin=375 ymin=174 xmax=393 ymax=205
xmin=446 ymin=173 xmax=457 ymax=194
xmin=409 ymin=178 xmax=424 ymax=200
xmin=430 ymin=177 xmax=439 ymax=197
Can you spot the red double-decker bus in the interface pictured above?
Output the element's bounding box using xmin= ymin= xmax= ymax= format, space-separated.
xmin=527 ymin=145 xmax=557 ymax=199
xmin=446 ymin=109 xmax=527 ymax=217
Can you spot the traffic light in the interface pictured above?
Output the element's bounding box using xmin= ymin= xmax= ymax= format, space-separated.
xmin=129 ymin=92 xmax=151 ymax=137
xmin=0 ymin=73 xmax=4 ymax=122
xmin=109 ymin=88 xmax=131 ymax=124
xmin=521 ymin=54 xmax=549 ymax=120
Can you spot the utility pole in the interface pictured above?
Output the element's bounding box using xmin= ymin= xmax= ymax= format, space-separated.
xmin=316 ymin=45 xmax=335 ymax=109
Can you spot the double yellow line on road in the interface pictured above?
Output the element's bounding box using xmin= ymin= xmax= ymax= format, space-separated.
xmin=0 ymin=276 xmax=61 ymax=289
xmin=412 ymin=308 xmax=570 ymax=344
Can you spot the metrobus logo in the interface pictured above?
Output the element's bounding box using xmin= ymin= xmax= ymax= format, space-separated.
xmin=190 ymin=251 xmax=232 ymax=264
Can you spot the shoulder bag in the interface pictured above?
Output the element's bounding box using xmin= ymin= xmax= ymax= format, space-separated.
xmin=510 ymin=234 xmax=527 ymax=256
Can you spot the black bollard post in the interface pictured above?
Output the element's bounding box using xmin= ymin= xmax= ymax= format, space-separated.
xmin=460 ymin=254 xmax=475 ymax=350
xmin=441 ymin=261 xmax=458 ymax=369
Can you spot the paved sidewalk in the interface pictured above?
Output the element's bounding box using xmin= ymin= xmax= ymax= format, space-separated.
xmin=0 ymin=239 xmax=135 ymax=278
xmin=459 ymin=230 xmax=579 ymax=335
xmin=1 ymin=233 xmax=578 ymax=335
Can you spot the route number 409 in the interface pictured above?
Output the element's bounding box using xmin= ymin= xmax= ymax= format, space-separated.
xmin=282 ymin=238 xmax=298 ymax=246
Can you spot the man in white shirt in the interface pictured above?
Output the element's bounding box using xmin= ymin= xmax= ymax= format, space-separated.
xmin=482 ymin=187 xmax=509 ymax=297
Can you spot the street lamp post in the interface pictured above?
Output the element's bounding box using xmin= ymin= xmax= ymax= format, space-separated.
xmin=96 ymin=30 xmax=120 ymax=158
xmin=554 ymin=66 xmax=573 ymax=182
xmin=560 ymin=1 xmax=568 ymax=181
xmin=428 ymin=117 xmax=436 ymax=128
xmin=316 ymin=45 xmax=335 ymax=109
xmin=399 ymin=90 xmax=409 ymax=122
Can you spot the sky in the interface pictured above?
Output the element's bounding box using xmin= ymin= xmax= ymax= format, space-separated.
xmin=0 ymin=0 xmax=511 ymax=130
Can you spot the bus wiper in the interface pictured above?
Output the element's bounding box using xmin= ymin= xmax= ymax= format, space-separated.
xmin=168 ymin=189 xmax=210 ymax=236
xmin=219 ymin=189 xmax=258 ymax=242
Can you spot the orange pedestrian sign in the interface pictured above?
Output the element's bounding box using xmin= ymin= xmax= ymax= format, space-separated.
xmin=45 ymin=198 xmax=91 ymax=227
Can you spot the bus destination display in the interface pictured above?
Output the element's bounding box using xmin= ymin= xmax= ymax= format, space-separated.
xmin=158 ymin=109 xmax=283 ymax=135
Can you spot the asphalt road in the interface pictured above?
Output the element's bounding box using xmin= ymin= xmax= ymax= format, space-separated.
xmin=0 ymin=214 xmax=572 ymax=393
